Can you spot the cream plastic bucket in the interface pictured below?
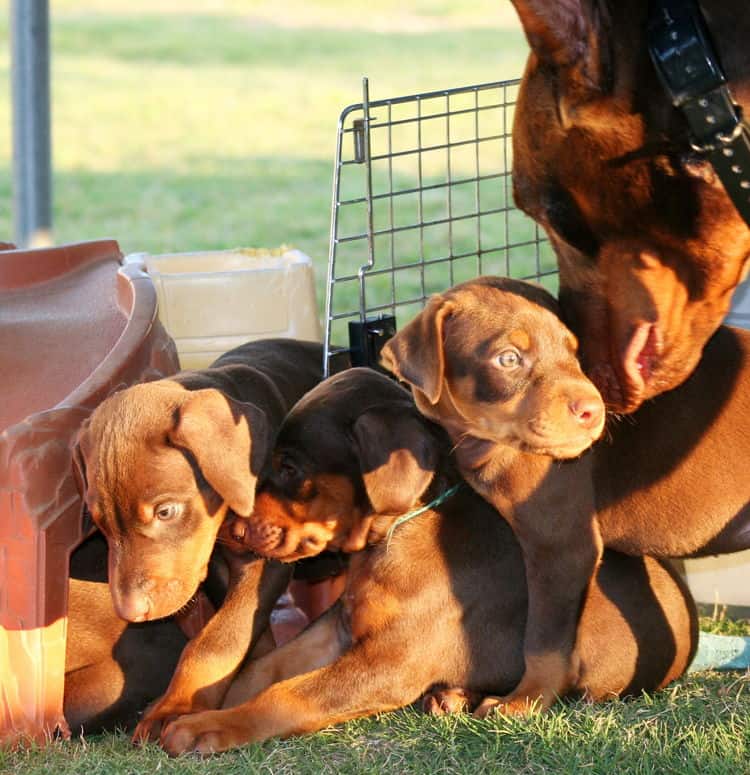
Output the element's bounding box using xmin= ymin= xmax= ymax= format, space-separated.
xmin=127 ymin=248 xmax=322 ymax=370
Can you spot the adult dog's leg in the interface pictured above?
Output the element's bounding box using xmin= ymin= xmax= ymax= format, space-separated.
xmin=133 ymin=556 xmax=290 ymax=742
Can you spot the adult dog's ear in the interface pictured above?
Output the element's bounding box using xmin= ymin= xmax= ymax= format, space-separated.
xmin=380 ymin=296 xmax=453 ymax=405
xmin=511 ymin=0 xmax=611 ymax=90
xmin=169 ymin=389 xmax=269 ymax=516
xmin=352 ymin=406 xmax=437 ymax=515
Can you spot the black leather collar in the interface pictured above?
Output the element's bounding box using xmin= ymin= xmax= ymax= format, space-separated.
xmin=648 ymin=0 xmax=750 ymax=227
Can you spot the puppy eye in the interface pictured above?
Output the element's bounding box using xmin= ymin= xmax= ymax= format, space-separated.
xmin=155 ymin=502 xmax=183 ymax=521
xmin=275 ymin=456 xmax=301 ymax=481
xmin=496 ymin=349 xmax=522 ymax=369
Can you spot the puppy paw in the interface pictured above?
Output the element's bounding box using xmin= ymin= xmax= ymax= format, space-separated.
xmin=472 ymin=693 xmax=542 ymax=719
xmin=133 ymin=700 xmax=194 ymax=745
xmin=161 ymin=712 xmax=243 ymax=756
xmin=422 ymin=687 xmax=479 ymax=716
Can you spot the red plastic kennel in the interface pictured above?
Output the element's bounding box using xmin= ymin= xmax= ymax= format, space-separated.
xmin=0 ymin=240 xmax=179 ymax=745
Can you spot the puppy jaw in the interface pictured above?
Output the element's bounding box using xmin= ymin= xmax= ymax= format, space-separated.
xmin=243 ymin=475 xmax=361 ymax=562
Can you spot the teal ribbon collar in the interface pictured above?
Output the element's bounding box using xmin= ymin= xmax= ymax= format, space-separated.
xmin=385 ymin=483 xmax=462 ymax=548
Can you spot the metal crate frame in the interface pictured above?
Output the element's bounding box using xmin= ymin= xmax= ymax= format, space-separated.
xmin=324 ymin=77 xmax=556 ymax=376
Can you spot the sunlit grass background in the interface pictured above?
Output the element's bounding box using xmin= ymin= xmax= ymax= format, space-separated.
xmin=2 ymin=3 xmax=750 ymax=773
xmin=0 ymin=1 xmax=530 ymax=299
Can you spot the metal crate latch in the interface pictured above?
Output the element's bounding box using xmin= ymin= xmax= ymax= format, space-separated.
xmin=348 ymin=314 xmax=397 ymax=370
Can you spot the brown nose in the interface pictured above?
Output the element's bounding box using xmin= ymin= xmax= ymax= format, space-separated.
xmin=568 ymin=396 xmax=604 ymax=430
xmin=245 ymin=519 xmax=286 ymax=554
xmin=114 ymin=591 xmax=151 ymax=622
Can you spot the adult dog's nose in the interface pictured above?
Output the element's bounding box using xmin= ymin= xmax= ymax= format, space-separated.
xmin=568 ymin=395 xmax=604 ymax=431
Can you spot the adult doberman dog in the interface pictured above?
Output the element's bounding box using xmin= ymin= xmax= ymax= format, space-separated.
xmin=382 ymin=276 xmax=750 ymax=715
xmin=510 ymin=1 xmax=750 ymax=412
xmin=73 ymin=339 xmax=324 ymax=739
xmin=151 ymin=369 xmax=695 ymax=755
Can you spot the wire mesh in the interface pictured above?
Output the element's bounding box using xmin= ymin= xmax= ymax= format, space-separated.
xmin=324 ymin=77 xmax=556 ymax=375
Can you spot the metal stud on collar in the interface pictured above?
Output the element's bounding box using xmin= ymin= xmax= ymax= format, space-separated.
xmin=648 ymin=0 xmax=750 ymax=225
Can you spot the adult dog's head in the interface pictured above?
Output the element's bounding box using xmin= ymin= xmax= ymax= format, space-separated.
xmin=74 ymin=381 xmax=268 ymax=621
xmin=510 ymin=0 xmax=750 ymax=412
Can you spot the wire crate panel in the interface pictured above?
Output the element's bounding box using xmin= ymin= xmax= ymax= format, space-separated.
xmin=325 ymin=78 xmax=555 ymax=374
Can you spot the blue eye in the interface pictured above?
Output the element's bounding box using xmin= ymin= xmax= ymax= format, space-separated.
xmin=155 ymin=502 xmax=183 ymax=521
xmin=496 ymin=349 xmax=522 ymax=369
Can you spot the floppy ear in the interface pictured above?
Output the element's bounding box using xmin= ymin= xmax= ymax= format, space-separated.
xmin=511 ymin=0 xmax=610 ymax=89
xmin=169 ymin=389 xmax=269 ymax=517
xmin=352 ymin=406 xmax=438 ymax=515
xmin=380 ymin=296 xmax=454 ymax=405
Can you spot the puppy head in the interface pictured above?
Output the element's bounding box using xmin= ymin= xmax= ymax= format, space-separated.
xmin=381 ymin=276 xmax=605 ymax=459
xmin=74 ymin=381 xmax=268 ymax=621
xmin=243 ymin=369 xmax=440 ymax=562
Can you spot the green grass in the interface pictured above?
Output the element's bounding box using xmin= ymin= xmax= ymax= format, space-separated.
xmin=3 ymin=674 xmax=750 ymax=775
xmin=0 ymin=1 xmax=531 ymax=314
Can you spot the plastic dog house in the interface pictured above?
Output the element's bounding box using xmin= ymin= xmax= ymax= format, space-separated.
xmin=0 ymin=240 xmax=179 ymax=745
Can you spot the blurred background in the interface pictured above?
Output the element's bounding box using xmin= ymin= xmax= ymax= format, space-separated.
xmin=0 ymin=1 xmax=529 ymax=299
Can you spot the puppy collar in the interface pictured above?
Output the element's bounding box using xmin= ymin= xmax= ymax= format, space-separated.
xmin=385 ymin=483 xmax=462 ymax=548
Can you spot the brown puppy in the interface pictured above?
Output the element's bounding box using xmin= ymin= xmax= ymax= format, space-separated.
xmin=74 ymin=338 xmax=323 ymax=739
xmin=64 ymin=533 xmax=187 ymax=734
xmin=510 ymin=1 xmax=750 ymax=412
xmin=153 ymin=368 xmax=696 ymax=755
xmin=381 ymin=276 xmax=750 ymax=715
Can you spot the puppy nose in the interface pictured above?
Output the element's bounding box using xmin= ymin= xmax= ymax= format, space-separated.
xmin=568 ymin=396 xmax=604 ymax=430
xmin=115 ymin=592 xmax=151 ymax=622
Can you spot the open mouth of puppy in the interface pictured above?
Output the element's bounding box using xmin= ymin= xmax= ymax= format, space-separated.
xmin=237 ymin=518 xmax=328 ymax=562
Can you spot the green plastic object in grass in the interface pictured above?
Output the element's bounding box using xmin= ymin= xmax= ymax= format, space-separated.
xmin=690 ymin=631 xmax=750 ymax=672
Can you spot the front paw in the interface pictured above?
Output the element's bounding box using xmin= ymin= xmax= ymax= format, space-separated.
xmin=161 ymin=712 xmax=243 ymax=756
xmin=133 ymin=699 xmax=195 ymax=745
xmin=472 ymin=693 xmax=544 ymax=719
xmin=422 ymin=687 xmax=480 ymax=716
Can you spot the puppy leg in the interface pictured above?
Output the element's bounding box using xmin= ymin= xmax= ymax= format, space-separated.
xmin=476 ymin=516 xmax=602 ymax=716
xmin=160 ymin=641 xmax=432 ymax=755
xmin=133 ymin=556 xmax=289 ymax=743
xmin=223 ymin=604 xmax=344 ymax=706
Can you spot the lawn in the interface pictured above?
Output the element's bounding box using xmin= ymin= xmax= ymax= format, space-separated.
xmin=2 ymin=2 xmax=750 ymax=773
xmin=2 ymin=672 xmax=750 ymax=775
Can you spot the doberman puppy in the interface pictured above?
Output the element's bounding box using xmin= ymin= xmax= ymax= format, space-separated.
xmin=381 ymin=276 xmax=750 ymax=716
xmin=153 ymin=368 xmax=697 ymax=755
xmin=510 ymin=1 xmax=750 ymax=412
xmin=73 ymin=339 xmax=323 ymax=738
xmin=64 ymin=533 xmax=187 ymax=734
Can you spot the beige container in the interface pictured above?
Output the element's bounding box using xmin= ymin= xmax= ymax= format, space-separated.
xmin=679 ymin=280 xmax=750 ymax=608
xmin=127 ymin=248 xmax=322 ymax=370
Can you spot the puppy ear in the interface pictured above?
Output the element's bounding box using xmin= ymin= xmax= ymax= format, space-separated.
xmin=169 ymin=389 xmax=269 ymax=517
xmin=511 ymin=1 xmax=610 ymax=89
xmin=352 ymin=406 xmax=437 ymax=515
xmin=380 ymin=296 xmax=453 ymax=405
